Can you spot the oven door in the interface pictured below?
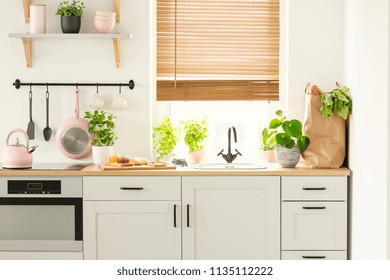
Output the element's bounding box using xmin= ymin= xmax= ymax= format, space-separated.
xmin=0 ymin=198 xmax=82 ymax=252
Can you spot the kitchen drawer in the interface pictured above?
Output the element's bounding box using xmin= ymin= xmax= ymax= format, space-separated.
xmin=0 ymin=252 xmax=83 ymax=260
xmin=282 ymin=176 xmax=347 ymax=201
xmin=282 ymin=202 xmax=347 ymax=250
xmin=83 ymin=177 xmax=181 ymax=201
xmin=281 ymin=251 xmax=347 ymax=260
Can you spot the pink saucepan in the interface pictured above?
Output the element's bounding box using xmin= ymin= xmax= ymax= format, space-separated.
xmin=56 ymin=89 xmax=91 ymax=159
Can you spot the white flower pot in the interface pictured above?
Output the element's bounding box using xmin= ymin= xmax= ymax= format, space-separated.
xmin=92 ymin=146 xmax=113 ymax=165
xmin=275 ymin=144 xmax=300 ymax=168
xmin=189 ymin=150 xmax=206 ymax=164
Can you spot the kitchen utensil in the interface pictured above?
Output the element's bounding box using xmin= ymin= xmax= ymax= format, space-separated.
xmin=27 ymin=85 xmax=35 ymax=139
xmin=1 ymin=128 xmax=38 ymax=169
xmin=43 ymin=84 xmax=52 ymax=141
xmin=56 ymin=88 xmax=91 ymax=159
xmin=88 ymin=84 xmax=105 ymax=109
xmin=110 ymin=84 xmax=127 ymax=109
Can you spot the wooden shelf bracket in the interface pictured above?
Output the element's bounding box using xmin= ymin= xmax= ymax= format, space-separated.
xmin=22 ymin=0 xmax=30 ymax=23
xmin=22 ymin=38 xmax=32 ymax=68
xmin=114 ymin=0 xmax=120 ymax=23
xmin=113 ymin=38 xmax=121 ymax=68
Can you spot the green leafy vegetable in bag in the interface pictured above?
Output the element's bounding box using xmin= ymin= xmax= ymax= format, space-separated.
xmin=320 ymin=85 xmax=352 ymax=120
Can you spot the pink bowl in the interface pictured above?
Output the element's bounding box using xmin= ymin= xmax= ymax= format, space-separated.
xmin=94 ymin=11 xmax=116 ymax=17
xmin=94 ymin=19 xmax=116 ymax=34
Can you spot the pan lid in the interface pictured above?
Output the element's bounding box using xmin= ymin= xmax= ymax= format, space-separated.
xmin=61 ymin=127 xmax=90 ymax=154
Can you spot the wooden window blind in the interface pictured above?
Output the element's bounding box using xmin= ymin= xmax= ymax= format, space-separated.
xmin=157 ymin=0 xmax=280 ymax=101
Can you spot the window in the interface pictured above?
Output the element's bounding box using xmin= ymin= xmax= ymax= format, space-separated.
xmin=156 ymin=0 xmax=280 ymax=101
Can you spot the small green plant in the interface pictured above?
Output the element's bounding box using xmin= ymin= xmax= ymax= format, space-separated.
xmin=259 ymin=110 xmax=286 ymax=151
xmin=320 ymin=85 xmax=352 ymax=120
xmin=84 ymin=111 xmax=117 ymax=146
xmin=181 ymin=117 xmax=208 ymax=153
xmin=270 ymin=110 xmax=310 ymax=153
xmin=153 ymin=117 xmax=179 ymax=161
xmin=56 ymin=1 xmax=85 ymax=17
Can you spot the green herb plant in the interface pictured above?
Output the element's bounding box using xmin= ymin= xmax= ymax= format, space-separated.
xmin=153 ymin=117 xmax=179 ymax=162
xmin=56 ymin=1 xmax=85 ymax=17
xmin=181 ymin=117 xmax=208 ymax=153
xmin=84 ymin=111 xmax=117 ymax=146
xmin=270 ymin=110 xmax=310 ymax=153
xmin=259 ymin=110 xmax=286 ymax=151
xmin=320 ymin=85 xmax=352 ymax=120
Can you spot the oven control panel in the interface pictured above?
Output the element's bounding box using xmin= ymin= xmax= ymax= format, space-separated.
xmin=7 ymin=180 xmax=61 ymax=194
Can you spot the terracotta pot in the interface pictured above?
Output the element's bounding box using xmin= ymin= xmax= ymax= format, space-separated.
xmin=189 ymin=150 xmax=206 ymax=164
xmin=259 ymin=149 xmax=276 ymax=163
xmin=275 ymin=144 xmax=300 ymax=168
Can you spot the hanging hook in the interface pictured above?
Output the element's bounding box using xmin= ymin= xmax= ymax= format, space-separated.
xmin=46 ymin=83 xmax=49 ymax=98
xmin=96 ymin=83 xmax=99 ymax=94
xmin=76 ymin=82 xmax=79 ymax=90
xmin=29 ymin=83 xmax=32 ymax=93
xmin=119 ymin=83 xmax=122 ymax=94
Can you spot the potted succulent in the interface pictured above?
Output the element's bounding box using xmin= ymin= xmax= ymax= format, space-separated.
xmin=270 ymin=112 xmax=310 ymax=168
xmin=56 ymin=1 xmax=85 ymax=33
xmin=84 ymin=110 xmax=117 ymax=165
xmin=153 ymin=116 xmax=179 ymax=162
xmin=181 ymin=117 xmax=208 ymax=164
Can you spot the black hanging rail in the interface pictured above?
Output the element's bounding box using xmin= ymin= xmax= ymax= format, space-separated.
xmin=13 ymin=79 xmax=135 ymax=90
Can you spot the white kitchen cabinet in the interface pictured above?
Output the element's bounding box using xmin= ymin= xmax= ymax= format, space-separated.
xmin=83 ymin=177 xmax=181 ymax=260
xmin=0 ymin=252 xmax=83 ymax=260
xmin=281 ymin=176 xmax=348 ymax=259
xmin=182 ymin=176 xmax=280 ymax=260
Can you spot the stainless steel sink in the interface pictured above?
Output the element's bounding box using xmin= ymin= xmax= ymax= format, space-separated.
xmin=193 ymin=163 xmax=267 ymax=170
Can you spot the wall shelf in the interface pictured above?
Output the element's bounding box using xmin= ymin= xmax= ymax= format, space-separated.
xmin=22 ymin=0 xmax=121 ymax=23
xmin=9 ymin=33 xmax=132 ymax=68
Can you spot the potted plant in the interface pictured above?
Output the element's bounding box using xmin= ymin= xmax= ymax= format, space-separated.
xmin=270 ymin=112 xmax=310 ymax=168
xmin=84 ymin=110 xmax=117 ymax=165
xmin=153 ymin=116 xmax=179 ymax=162
xmin=56 ymin=1 xmax=85 ymax=33
xmin=181 ymin=117 xmax=208 ymax=164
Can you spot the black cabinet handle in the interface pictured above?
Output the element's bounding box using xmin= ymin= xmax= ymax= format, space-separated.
xmin=187 ymin=204 xmax=190 ymax=227
xmin=120 ymin=187 xmax=144 ymax=190
xmin=173 ymin=204 xmax=177 ymax=228
xmin=302 ymin=206 xmax=326 ymax=210
xmin=302 ymin=187 xmax=326 ymax=190
xmin=302 ymin=256 xmax=326 ymax=259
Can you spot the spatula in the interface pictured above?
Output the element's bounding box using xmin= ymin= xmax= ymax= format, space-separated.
xmin=27 ymin=86 xmax=35 ymax=139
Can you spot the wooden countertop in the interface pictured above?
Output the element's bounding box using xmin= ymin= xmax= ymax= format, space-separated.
xmin=0 ymin=163 xmax=351 ymax=176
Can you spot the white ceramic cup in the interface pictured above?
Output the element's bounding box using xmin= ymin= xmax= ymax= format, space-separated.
xmin=30 ymin=4 xmax=46 ymax=33
xmin=89 ymin=94 xmax=105 ymax=109
xmin=110 ymin=94 xmax=128 ymax=110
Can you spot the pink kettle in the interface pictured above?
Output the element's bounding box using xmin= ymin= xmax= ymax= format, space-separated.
xmin=1 ymin=128 xmax=38 ymax=169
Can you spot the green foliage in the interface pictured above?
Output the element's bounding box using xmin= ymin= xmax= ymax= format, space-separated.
xmin=153 ymin=117 xmax=179 ymax=162
xmin=259 ymin=113 xmax=286 ymax=151
xmin=320 ymin=85 xmax=352 ymax=120
xmin=84 ymin=111 xmax=117 ymax=146
xmin=181 ymin=117 xmax=208 ymax=153
xmin=56 ymin=1 xmax=85 ymax=17
xmin=271 ymin=111 xmax=310 ymax=153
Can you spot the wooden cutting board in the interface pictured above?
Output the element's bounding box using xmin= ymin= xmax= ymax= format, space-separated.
xmin=100 ymin=162 xmax=177 ymax=171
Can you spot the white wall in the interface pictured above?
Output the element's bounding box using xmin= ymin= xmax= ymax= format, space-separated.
xmin=344 ymin=0 xmax=389 ymax=259
xmin=287 ymin=0 xmax=344 ymax=120
xmin=0 ymin=0 xmax=151 ymax=162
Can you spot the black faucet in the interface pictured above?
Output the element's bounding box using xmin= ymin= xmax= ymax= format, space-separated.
xmin=217 ymin=126 xmax=242 ymax=163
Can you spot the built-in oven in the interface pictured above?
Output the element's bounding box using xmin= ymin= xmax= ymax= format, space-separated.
xmin=0 ymin=177 xmax=82 ymax=258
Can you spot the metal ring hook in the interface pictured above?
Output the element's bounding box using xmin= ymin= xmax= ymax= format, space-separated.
xmin=75 ymin=83 xmax=79 ymax=90
xmin=96 ymin=83 xmax=99 ymax=94
xmin=119 ymin=83 xmax=122 ymax=94
xmin=46 ymin=83 xmax=49 ymax=93
xmin=29 ymin=83 xmax=32 ymax=93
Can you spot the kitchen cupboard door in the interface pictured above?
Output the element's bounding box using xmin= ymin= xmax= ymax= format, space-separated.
xmin=182 ymin=176 xmax=280 ymax=260
xmin=84 ymin=201 xmax=181 ymax=260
